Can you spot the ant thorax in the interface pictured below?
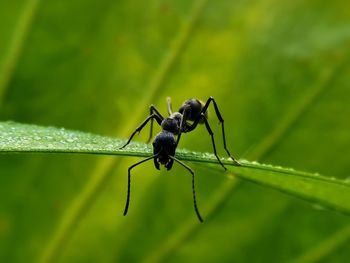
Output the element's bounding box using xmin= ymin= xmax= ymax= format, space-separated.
xmin=161 ymin=112 xmax=183 ymax=135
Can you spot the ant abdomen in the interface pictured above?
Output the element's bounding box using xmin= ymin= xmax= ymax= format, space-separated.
xmin=179 ymin=98 xmax=208 ymax=122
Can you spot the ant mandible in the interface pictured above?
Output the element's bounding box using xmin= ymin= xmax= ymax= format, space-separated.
xmin=120 ymin=96 xmax=240 ymax=222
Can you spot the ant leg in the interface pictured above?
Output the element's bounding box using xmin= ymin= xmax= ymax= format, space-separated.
xmin=202 ymin=114 xmax=227 ymax=170
xmin=167 ymin=97 xmax=173 ymax=115
xmin=176 ymin=133 xmax=182 ymax=147
xmin=193 ymin=97 xmax=241 ymax=166
xmin=176 ymin=105 xmax=190 ymax=146
xmin=169 ymin=156 xmax=203 ymax=222
xmin=124 ymin=154 xmax=158 ymax=216
xmin=120 ymin=114 xmax=162 ymax=149
xmin=147 ymin=105 xmax=164 ymax=143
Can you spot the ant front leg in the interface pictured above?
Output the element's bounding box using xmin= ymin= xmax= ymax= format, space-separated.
xmin=124 ymin=154 xmax=158 ymax=216
xmin=147 ymin=105 xmax=164 ymax=143
xmin=120 ymin=113 xmax=162 ymax=149
xmin=169 ymin=156 xmax=203 ymax=222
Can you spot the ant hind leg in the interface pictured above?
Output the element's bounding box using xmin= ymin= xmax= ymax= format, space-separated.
xmin=201 ymin=97 xmax=241 ymax=166
xmin=202 ymin=115 xmax=227 ymax=170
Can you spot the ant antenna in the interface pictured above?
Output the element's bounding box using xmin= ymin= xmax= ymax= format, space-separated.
xmin=169 ymin=155 xmax=203 ymax=222
xmin=166 ymin=97 xmax=173 ymax=115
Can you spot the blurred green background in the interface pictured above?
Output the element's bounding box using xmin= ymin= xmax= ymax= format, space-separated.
xmin=1 ymin=0 xmax=350 ymax=262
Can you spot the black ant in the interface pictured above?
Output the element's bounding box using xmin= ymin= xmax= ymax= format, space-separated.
xmin=120 ymin=96 xmax=240 ymax=222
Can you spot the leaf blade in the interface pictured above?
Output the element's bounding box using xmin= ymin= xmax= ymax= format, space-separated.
xmin=2 ymin=120 xmax=350 ymax=217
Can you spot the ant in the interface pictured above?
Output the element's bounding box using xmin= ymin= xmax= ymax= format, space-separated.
xmin=120 ymin=96 xmax=240 ymax=222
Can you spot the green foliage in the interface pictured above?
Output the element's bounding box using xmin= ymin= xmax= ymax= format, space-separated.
xmin=1 ymin=0 xmax=350 ymax=262
xmin=2 ymin=120 xmax=350 ymax=220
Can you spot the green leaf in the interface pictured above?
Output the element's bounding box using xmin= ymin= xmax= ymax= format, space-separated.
xmin=2 ymin=120 xmax=350 ymax=217
xmin=0 ymin=121 xmax=147 ymax=156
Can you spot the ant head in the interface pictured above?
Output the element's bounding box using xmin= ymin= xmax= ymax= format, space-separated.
xmin=152 ymin=131 xmax=177 ymax=170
